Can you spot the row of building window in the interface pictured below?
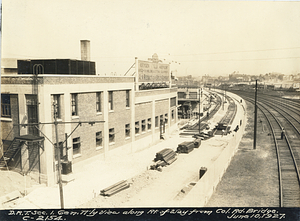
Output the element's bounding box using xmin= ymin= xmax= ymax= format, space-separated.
xmin=53 ymin=90 xmax=130 ymax=118
xmin=1 ymin=93 xmax=175 ymax=119
xmin=71 ymin=111 xmax=175 ymax=156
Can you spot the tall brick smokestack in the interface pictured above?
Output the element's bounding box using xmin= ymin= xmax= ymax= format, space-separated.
xmin=81 ymin=40 xmax=90 ymax=61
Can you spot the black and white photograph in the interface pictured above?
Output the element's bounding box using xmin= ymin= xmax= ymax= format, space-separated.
xmin=0 ymin=0 xmax=300 ymax=220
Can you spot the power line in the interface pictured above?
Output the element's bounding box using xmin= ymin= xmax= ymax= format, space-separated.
xmin=181 ymin=56 xmax=300 ymax=62
xmin=172 ymin=47 xmax=300 ymax=57
xmin=6 ymin=47 xmax=300 ymax=63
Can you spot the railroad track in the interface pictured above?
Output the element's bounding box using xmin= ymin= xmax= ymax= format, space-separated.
xmin=231 ymin=92 xmax=300 ymax=207
xmin=183 ymin=92 xmax=222 ymax=131
xmin=211 ymin=93 xmax=237 ymax=135
xmin=231 ymin=90 xmax=300 ymax=111
xmin=259 ymin=93 xmax=300 ymax=109
xmin=220 ymin=95 xmax=237 ymax=126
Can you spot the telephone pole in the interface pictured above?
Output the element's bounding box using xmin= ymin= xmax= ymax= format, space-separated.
xmin=17 ymin=116 xmax=104 ymax=209
xmin=198 ymin=87 xmax=201 ymax=134
xmin=54 ymin=104 xmax=64 ymax=209
xmin=222 ymin=84 xmax=225 ymax=110
xmin=253 ymin=80 xmax=258 ymax=149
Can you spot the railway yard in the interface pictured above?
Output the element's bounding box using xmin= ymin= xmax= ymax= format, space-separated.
xmin=224 ymin=90 xmax=300 ymax=207
xmin=1 ymin=89 xmax=300 ymax=209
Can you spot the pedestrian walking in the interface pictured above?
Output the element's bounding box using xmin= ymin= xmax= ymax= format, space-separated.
xmin=281 ymin=128 xmax=285 ymax=139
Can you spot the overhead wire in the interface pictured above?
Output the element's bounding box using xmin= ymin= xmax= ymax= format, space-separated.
xmin=5 ymin=47 xmax=300 ymax=66
xmin=171 ymin=47 xmax=300 ymax=57
xmin=180 ymin=56 xmax=300 ymax=62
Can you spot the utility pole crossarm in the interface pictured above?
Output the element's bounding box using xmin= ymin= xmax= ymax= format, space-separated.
xmin=15 ymin=120 xmax=105 ymax=127
xmin=13 ymin=118 xmax=105 ymax=209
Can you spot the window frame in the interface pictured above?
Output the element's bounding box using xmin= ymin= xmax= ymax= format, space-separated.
xmin=141 ymin=119 xmax=146 ymax=132
xmin=135 ymin=121 xmax=140 ymax=135
xmin=125 ymin=123 xmax=130 ymax=138
xmin=108 ymin=91 xmax=113 ymax=111
xmin=109 ymin=128 xmax=115 ymax=143
xmin=53 ymin=94 xmax=61 ymax=119
xmin=155 ymin=116 xmax=158 ymax=128
xmin=72 ymin=137 xmax=81 ymax=156
xmin=96 ymin=131 xmax=103 ymax=148
xmin=170 ymin=97 xmax=176 ymax=107
xmin=126 ymin=90 xmax=130 ymax=108
xmin=96 ymin=92 xmax=102 ymax=113
xmin=189 ymin=92 xmax=197 ymax=99
xmin=147 ymin=118 xmax=151 ymax=130
xmin=1 ymin=94 xmax=11 ymax=118
xmin=71 ymin=93 xmax=78 ymax=116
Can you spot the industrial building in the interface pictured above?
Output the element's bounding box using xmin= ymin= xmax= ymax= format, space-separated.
xmin=1 ymin=41 xmax=178 ymax=186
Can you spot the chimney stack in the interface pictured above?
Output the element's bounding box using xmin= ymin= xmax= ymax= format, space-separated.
xmin=80 ymin=40 xmax=90 ymax=61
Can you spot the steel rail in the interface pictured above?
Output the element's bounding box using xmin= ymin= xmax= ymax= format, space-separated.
xmin=247 ymin=96 xmax=300 ymax=179
xmin=242 ymin=96 xmax=300 ymax=207
xmin=229 ymin=90 xmax=300 ymax=112
xmin=253 ymin=97 xmax=300 ymax=135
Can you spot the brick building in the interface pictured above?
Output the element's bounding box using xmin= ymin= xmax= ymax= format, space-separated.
xmin=1 ymin=42 xmax=178 ymax=186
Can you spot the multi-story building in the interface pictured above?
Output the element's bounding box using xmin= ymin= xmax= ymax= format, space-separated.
xmin=1 ymin=41 xmax=178 ymax=186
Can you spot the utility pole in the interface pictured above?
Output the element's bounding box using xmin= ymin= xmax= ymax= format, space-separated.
xmin=54 ymin=103 xmax=64 ymax=209
xmin=18 ymin=114 xmax=105 ymax=209
xmin=222 ymin=84 xmax=224 ymax=110
xmin=199 ymin=87 xmax=201 ymax=134
xmin=253 ymin=80 xmax=258 ymax=149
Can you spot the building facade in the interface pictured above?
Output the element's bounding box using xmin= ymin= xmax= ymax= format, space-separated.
xmin=1 ymin=49 xmax=178 ymax=186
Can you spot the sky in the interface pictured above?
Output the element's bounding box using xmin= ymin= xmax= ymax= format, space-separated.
xmin=1 ymin=0 xmax=300 ymax=77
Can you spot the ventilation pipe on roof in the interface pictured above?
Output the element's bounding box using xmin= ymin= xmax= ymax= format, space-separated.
xmin=80 ymin=40 xmax=90 ymax=61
